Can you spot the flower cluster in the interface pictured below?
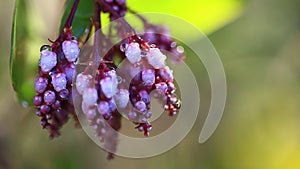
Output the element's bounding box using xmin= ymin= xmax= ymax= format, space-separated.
xmin=33 ymin=31 xmax=80 ymax=138
xmin=123 ymin=39 xmax=181 ymax=135
xmin=75 ymin=63 xmax=122 ymax=159
xmin=31 ymin=0 xmax=185 ymax=159
xmin=75 ymin=37 xmax=181 ymax=142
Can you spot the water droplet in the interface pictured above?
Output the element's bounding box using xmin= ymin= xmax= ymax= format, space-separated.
xmin=21 ymin=101 xmax=29 ymax=108
xmin=117 ymin=76 xmax=123 ymax=84
xmin=170 ymin=42 xmax=177 ymax=48
xmin=120 ymin=43 xmax=127 ymax=52
xmin=40 ymin=45 xmax=51 ymax=52
xmin=176 ymin=46 xmax=184 ymax=54
xmin=71 ymin=36 xmax=77 ymax=41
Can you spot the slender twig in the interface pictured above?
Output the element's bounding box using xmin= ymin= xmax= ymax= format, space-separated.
xmin=96 ymin=0 xmax=136 ymax=35
xmin=64 ymin=0 xmax=80 ymax=29
xmin=127 ymin=8 xmax=151 ymax=28
xmin=92 ymin=1 xmax=104 ymax=74
xmin=78 ymin=25 xmax=92 ymax=48
xmin=51 ymin=0 xmax=80 ymax=51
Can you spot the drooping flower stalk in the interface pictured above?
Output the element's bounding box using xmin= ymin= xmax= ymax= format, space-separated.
xmin=34 ymin=0 xmax=183 ymax=159
xmin=33 ymin=0 xmax=81 ymax=138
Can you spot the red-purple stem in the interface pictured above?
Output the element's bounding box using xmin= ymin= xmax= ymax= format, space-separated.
xmin=127 ymin=8 xmax=150 ymax=28
xmin=64 ymin=0 xmax=80 ymax=29
xmin=51 ymin=0 xmax=80 ymax=50
xmin=97 ymin=0 xmax=135 ymax=35
xmin=93 ymin=1 xmax=103 ymax=72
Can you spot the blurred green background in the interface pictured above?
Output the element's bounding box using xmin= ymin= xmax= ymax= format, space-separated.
xmin=1 ymin=0 xmax=300 ymax=169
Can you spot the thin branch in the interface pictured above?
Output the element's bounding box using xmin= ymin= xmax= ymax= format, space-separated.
xmin=96 ymin=0 xmax=136 ymax=35
xmin=127 ymin=8 xmax=150 ymax=28
xmin=92 ymin=1 xmax=103 ymax=73
xmin=51 ymin=0 xmax=80 ymax=51
xmin=64 ymin=0 xmax=80 ymax=29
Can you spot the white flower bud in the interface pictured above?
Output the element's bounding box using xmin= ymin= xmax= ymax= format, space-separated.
xmin=159 ymin=66 xmax=173 ymax=82
xmin=97 ymin=101 xmax=110 ymax=115
xmin=128 ymin=111 xmax=138 ymax=121
xmin=142 ymin=69 xmax=155 ymax=86
xmin=125 ymin=42 xmax=141 ymax=64
xmin=135 ymin=101 xmax=147 ymax=113
xmin=81 ymin=102 xmax=89 ymax=115
xmin=62 ymin=40 xmax=80 ymax=62
xmin=86 ymin=109 xmax=97 ymax=121
xmin=146 ymin=48 xmax=166 ymax=69
xmin=107 ymin=70 xmax=118 ymax=85
xmin=114 ymin=89 xmax=129 ymax=108
xmin=82 ymin=88 xmax=98 ymax=107
xmin=76 ymin=73 xmax=93 ymax=95
xmin=39 ymin=50 xmax=57 ymax=73
xmin=51 ymin=73 xmax=67 ymax=92
xmin=100 ymin=77 xmax=118 ymax=98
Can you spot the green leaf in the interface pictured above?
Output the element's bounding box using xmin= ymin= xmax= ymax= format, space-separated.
xmin=10 ymin=0 xmax=36 ymax=107
xmin=59 ymin=0 xmax=94 ymax=38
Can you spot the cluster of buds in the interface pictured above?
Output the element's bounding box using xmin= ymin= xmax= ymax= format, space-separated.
xmin=31 ymin=0 xmax=184 ymax=159
xmin=75 ymin=36 xmax=181 ymax=144
xmin=33 ymin=29 xmax=80 ymax=138
xmin=75 ymin=63 xmax=122 ymax=159
xmin=121 ymin=38 xmax=181 ymax=135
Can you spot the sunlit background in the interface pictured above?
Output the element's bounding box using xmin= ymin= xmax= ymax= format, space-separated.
xmin=1 ymin=0 xmax=300 ymax=169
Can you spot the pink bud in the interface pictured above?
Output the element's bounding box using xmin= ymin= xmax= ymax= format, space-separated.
xmin=135 ymin=101 xmax=147 ymax=113
xmin=35 ymin=77 xmax=48 ymax=94
xmin=159 ymin=66 xmax=174 ymax=82
xmin=43 ymin=90 xmax=56 ymax=105
xmin=97 ymin=101 xmax=110 ymax=116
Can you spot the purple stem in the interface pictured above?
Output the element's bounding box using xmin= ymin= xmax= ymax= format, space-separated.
xmin=127 ymin=8 xmax=150 ymax=28
xmin=93 ymin=1 xmax=103 ymax=71
xmin=97 ymin=0 xmax=135 ymax=35
xmin=64 ymin=0 xmax=80 ymax=29
xmin=51 ymin=0 xmax=80 ymax=50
